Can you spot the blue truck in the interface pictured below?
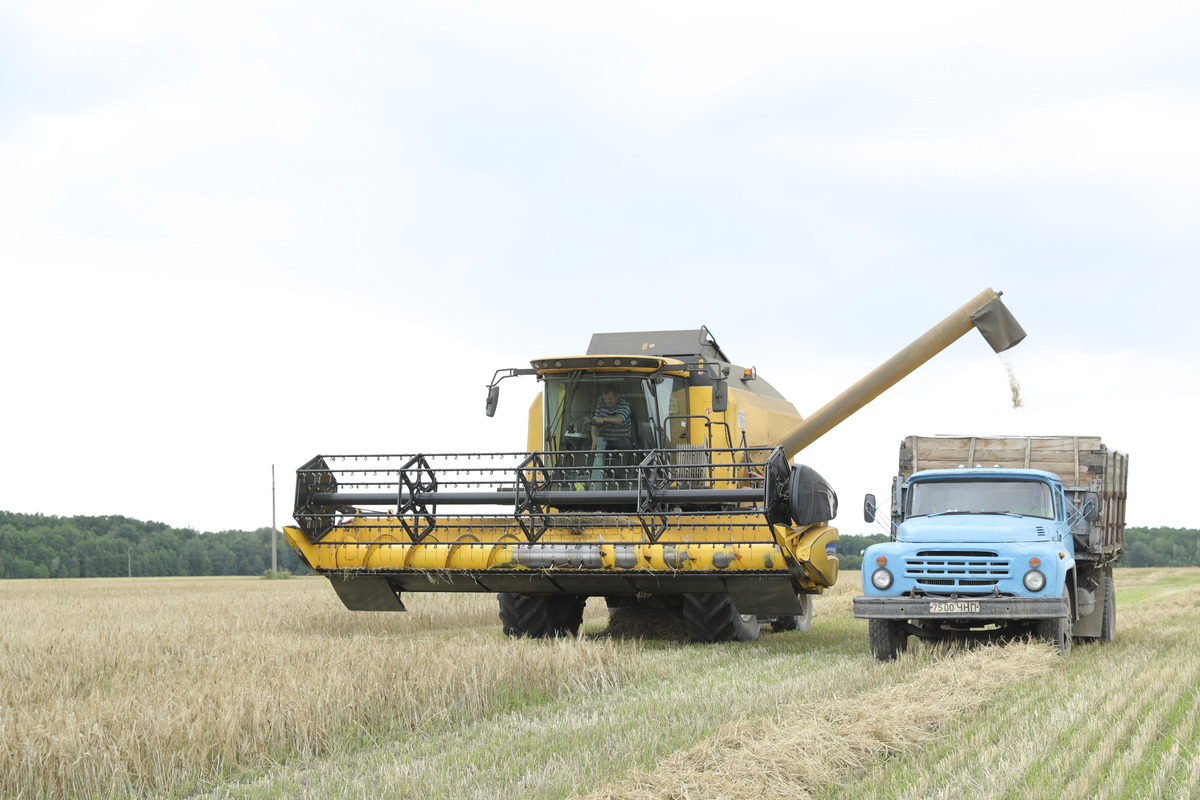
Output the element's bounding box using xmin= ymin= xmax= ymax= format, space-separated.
xmin=854 ymin=435 xmax=1128 ymax=660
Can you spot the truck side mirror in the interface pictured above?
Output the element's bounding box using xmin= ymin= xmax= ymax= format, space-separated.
xmin=485 ymin=384 xmax=500 ymax=417
xmin=864 ymin=494 xmax=877 ymax=523
xmin=1082 ymin=491 xmax=1100 ymax=522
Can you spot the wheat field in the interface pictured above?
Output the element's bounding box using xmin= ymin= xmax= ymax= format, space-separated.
xmin=1 ymin=569 xmax=1197 ymax=799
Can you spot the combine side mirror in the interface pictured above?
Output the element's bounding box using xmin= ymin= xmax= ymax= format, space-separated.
xmin=864 ymin=494 xmax=877 ymax=523
xmin=1081 ymin=491 xmax=1100 ymax=522
xmin=484 ymin=367 xmax=537 ymax=418
xmin=485 ymin=384 xmax=500 ymax=417
xmin=711 ymin=379 xmax=728 ymax=413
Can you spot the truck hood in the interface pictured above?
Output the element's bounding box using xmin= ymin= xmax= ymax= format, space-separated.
xmin=898 ymin=514 xmax=1057 ymax=544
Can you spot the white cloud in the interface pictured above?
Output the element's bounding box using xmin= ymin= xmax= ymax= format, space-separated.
xmin=838 ymin=92 xmax=1200 ymax=183
xmin=1 ymin=63 xmax=319 ymax=206
xmin=1 ymin=0 xmax=1197 ymax=530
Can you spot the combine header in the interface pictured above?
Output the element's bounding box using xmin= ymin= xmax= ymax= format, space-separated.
xmin=284 ymin=288 xmax=1026 ymax=642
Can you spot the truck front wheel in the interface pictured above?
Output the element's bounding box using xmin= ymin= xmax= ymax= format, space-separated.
xmin=868 ymin=618 xmax=909 ymax=662
xmin=1035 ymin=587 xmax=1073 ymax=656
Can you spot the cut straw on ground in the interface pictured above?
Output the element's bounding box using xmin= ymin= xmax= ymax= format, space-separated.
xmin=577 ymin=642 xmax=1058 ymax=800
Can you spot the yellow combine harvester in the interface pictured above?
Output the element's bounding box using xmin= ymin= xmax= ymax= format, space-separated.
xmin=284 ymin=288 xmax=1025 ymax=642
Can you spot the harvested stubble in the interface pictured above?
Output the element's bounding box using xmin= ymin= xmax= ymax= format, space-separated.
xmin=8 ymin=570 xmax=1200 ymax=800
xmin=602 ymin=606 xmax=690 ymax=642
xmin=0 ymin=577 xmax=625 ymax=799
xmin=819 ymin=576 xmax=1200 ymax=800
xmin=577 ymin=641 xmax=1058 ymax=800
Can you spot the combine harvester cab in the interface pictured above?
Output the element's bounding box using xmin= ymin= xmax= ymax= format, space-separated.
xmin=284 ymin=289 xmax=1025 ymax=643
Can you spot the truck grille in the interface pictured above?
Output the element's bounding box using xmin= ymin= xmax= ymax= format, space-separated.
xmin=904 ymin=550 xmax=1011 ymax=589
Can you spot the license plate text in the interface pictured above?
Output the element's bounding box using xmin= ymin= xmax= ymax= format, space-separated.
xmin=929 ymin=601 xmax=981 ymax=614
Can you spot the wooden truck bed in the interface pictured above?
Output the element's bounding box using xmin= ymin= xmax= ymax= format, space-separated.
xmin=898 ymin=435 xmax=1128 ymax=562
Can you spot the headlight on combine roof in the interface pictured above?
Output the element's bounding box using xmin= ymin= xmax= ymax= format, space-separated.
xmin=871 ymin=568 xmax=894 ymax=590
xmin=1023 ymin=569 xmax=1047 ymax=592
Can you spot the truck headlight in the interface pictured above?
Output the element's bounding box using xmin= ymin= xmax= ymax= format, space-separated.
xmin=1023 ymin=569 xmax=1046 ymax=592
xmin=871 ymin=568 xmax=894 ymax=590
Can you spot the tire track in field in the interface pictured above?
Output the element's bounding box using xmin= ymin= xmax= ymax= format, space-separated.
xmin=883 ymin=675 xmax=1051 ymax=798
xmin=830 ymin=579 xmax=1200 ymax=800
xmin=576 ymin=642 xmax=1057 ymax=800
xmin=1086 ymin=606 xmax=1200 ymax=800
xmin=1053 ymin=645 xmax=1193 ymax=799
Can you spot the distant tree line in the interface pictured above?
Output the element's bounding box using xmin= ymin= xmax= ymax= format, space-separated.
xmin=836 ymin=534 xmax=891 ymax=571
xmin=0 ymin=511 xmax=1196 ymax=579
xmin=1121 ymin=526 xmax=1200 ymax=568
xmin=0 ymin=511 xmax=306 ymax=579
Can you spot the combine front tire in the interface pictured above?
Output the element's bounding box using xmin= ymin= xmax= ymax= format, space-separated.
xmin=868 ymin=618 xmax=908 ymax=662
xmin=498 ymin=593 xmax=586 ymax=638
xmin=682 ymin=593 xmax=761 ymax=643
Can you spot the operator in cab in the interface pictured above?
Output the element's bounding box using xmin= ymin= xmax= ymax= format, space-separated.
xmin=590 ymin=386 xmax=633 ymax=450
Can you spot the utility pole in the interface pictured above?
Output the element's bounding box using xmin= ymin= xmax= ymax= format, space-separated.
xmin=271 ymin=464 xmax=278 ymax=575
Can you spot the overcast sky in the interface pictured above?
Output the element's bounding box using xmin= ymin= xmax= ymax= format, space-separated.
xmin=2 ymin=1 xmax=1198 ymax=534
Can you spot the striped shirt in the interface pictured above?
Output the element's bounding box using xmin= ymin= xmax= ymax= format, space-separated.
xmin=593 ymin=397 xmax=632 ymax=445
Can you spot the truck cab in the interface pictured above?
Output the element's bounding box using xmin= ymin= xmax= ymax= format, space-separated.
xmin=854 ymin=466 xmax=1103 ymax=659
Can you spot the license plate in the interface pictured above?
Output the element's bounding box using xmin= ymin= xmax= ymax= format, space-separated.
xmin=929 ymin=601 xmax=980 ymax=614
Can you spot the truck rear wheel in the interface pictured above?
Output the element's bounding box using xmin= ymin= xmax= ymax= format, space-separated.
xmin=770 ymin=593 xmax=813 ymax=632
xmin=682 ymin=593 xmax=761 ymax=643
xmin=1035 ymin=587 xmax=1073 ymax=656
xmin=868 ymin=618 xmax=908 ymax=661
xmin=498 ymin=593 xmax=586 ymax=638
xmin=1099 ymin=569 xmax=1116 ymax=643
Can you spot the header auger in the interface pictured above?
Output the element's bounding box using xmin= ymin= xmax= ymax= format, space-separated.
xmin=284 ymin=288 xmax=1025 ymax=642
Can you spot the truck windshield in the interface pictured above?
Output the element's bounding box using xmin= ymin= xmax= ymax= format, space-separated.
xmin=542 ymin=373 xmax=688 ymax=451
xmin=907 ymin=479 xmax=1055 ymax=519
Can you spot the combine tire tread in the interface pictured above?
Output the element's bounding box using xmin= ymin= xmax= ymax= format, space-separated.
xmin=682 ymin=593 xmax=761 ymax=643
xmin=498 ymin=593 xmax=585 ymax=638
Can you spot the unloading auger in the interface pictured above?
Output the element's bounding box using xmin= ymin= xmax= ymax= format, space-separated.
xmin=284 ymin=288 xmax=1025 ymax=642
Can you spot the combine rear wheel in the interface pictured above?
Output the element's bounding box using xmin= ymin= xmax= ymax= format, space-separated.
xmin=770 ymin=593 xmax=813 ymax=632
xmin=682 ymin=593 xmax=761 ymax=643
xmin=498 ymin=593 xmax=586 ymax=638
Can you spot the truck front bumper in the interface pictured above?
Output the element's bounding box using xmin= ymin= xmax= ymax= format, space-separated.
xmin=853 ymin=595 xmax=1069 ymax=620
